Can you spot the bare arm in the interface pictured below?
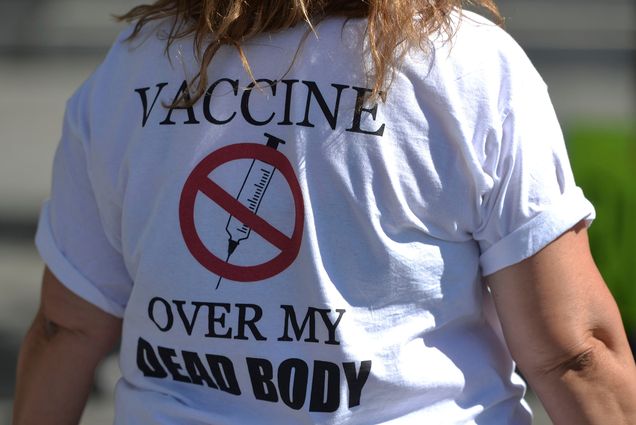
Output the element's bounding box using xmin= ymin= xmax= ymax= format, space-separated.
xmin=486 ymin=221 xmax=636 ymax=424
xmin=13 ymin=268 xmax=122 ymax=425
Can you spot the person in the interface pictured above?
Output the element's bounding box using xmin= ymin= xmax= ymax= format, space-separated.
xmin=12 ymin=1 xmax=636 ymax=424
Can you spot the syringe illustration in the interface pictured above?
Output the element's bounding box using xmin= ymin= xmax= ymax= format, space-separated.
xmin=217 ymin=133 xmax=286 ymax=289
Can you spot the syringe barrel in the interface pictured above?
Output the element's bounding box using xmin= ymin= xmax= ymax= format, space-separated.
xmin=225 ymin=159 xmax=276 ymax=242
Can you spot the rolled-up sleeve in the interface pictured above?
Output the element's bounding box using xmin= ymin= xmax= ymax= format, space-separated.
xmin=35 ymin=87 xmax=132 ymax=318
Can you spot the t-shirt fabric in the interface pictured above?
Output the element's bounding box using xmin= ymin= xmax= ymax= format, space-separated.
xmin=36 ymin=11 xmax=595 ymax=425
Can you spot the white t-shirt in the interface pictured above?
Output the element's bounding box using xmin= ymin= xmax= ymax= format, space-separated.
xmin=36 ymin=11 xmax=594 ymax=425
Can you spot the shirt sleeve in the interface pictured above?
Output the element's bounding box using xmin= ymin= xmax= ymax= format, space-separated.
xmin=35 ymin=84 xmax=132 ymax=318
xmin=473 ymin=66 xmax=595 ymax=276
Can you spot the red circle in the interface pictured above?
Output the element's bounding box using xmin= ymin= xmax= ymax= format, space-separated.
xmin=179 ymin=143 xmax=304 ymax=282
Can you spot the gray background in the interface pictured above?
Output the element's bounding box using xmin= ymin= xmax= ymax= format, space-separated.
xmin=1 ymin=0 xmax=634 ymax=423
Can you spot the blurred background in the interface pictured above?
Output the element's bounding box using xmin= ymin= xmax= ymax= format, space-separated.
xmin=0 ymin=0 xmax=634 ymax=424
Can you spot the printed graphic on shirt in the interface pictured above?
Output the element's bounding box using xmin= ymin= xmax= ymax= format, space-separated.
xmin=133 ymin=79 xmax=382 ymax=413
xmin=179 ymin=133 xmax=304 ymax=287
xmin=136 ymin=301 xmax=373 ymax=413
xmin=134 ymin=79 xmax=386 ymax=136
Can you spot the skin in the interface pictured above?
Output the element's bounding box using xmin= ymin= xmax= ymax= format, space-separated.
xmin=13 ymin=222 xmax=636 ymax=424
xmin=12 ymin=268 xmax=121 ymax=425
xmin=486 ymin=221 xmax=636 ymax=424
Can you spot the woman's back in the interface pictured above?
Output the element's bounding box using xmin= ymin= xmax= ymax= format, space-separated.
xmin=30 ymin=10 xmax=599 ymax=423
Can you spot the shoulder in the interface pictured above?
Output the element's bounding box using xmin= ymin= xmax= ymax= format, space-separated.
xmin=65 ymin=18 xmax=180 ymax=131
xmin=444 ymin=11 xmax=532 ymax=68
xmin=94 ymin=19 xmax=173 ymax=80
xmin=436 ymin=10 xmax=546 ymax=99
xmin=70 ymin=18 xmax=176 ymax=98
xmin=400 ymin=10 xmax=547 ymax=121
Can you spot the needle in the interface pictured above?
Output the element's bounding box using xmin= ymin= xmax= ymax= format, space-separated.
xmin=215 ymin=249 xmax=234 ymax=290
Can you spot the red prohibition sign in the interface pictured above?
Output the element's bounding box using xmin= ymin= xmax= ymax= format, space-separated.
xmin=179 ymin=143 xmax=304 ymax=282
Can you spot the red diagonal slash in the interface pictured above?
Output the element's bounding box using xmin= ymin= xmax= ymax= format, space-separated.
xmin=197 ymin=177 xmax=292 ymax=251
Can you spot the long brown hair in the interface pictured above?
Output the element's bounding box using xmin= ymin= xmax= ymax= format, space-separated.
xmin=118 ymin=0 xmax=501 ymax=103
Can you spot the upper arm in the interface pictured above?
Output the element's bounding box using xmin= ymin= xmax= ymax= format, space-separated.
xmin=39 ymin=267 xmax=122 ymax=356
xmin=485 ymin=221 xmax=631 ymax=375
xmin=13 ymin=269 xmax=122 ymax=424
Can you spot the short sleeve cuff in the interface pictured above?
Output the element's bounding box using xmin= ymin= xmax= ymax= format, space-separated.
xmin=479 ymin=189 xmax=595 ymax=276
xmin=35 ymin=202 xmax=126 ymax=317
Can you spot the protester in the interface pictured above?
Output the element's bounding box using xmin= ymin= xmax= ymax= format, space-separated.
xmin=13 ymin=1 xmax=636 ymax=424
